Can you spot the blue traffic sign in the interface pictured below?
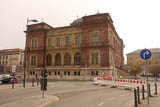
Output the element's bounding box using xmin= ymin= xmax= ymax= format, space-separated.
xmin=140 ymin=49 xmax=152 ymax=60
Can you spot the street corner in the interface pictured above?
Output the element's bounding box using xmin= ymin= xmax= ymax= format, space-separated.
xmin=0 ymin=94 xmax=60 ymax=107
xmin=39 ymin=95 xmax=60 ymax=107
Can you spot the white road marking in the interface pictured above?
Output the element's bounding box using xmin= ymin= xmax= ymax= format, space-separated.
xmin=108 ymin=97 xmax=115 ymax=101
xmin=98 ymin=101 xmax=104 ymax=106
xmin=120 ymin=95 xmax=125 ymax=97
xmin=48 ymin=87 xmax=106 ymax=95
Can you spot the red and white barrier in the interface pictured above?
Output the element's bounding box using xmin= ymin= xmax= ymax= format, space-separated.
xmin=93 ymin=76 xmax=146 ymax=90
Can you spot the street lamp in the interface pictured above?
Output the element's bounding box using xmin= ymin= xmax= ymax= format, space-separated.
xmin=23 ymin=18 xmax=38 ymax=88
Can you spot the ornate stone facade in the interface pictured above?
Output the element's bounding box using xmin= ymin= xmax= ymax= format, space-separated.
xmin=25 ymin=13 xmax=124 ymax=80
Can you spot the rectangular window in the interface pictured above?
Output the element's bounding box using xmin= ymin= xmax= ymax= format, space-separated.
xmin=55 ymin=71 xmax=57 ymax=75
xmin=92 ymin=53 xmax=94 ymax=65
xmin=130 ymin=62 xmax=132 ymax=65
xmin=130 ymin=57 xmax=132 ymax=60
xmin=31 ymin=56 xmax=36 ymax=66
xmin=64 ymin=71 xmax=66 ymax=75
xmin=68 ymin=71 xmax=70 ymax=75
xmin=48 ymin=38 xmax=52 ymax=47
xmin=66 ymin=36 xmax=70 ymax=45
xmin=56 ymin=37 xmax=61 ymax=46
xmin=75 ymin=35 xmax=80 ymax=45
xmin=91 ymin=53 xmax=99 ymax=65
xmin=95 ymin=33 xmax=99 ymax=43
xmin=95 ymin=53 xmax=98 ymax=64
xmin=32 ymin=39 xmax=38 ymax=48
xmin=58 ymin=71 xmax=60 ymax=75
xmin=91 ymin=32 xmax=99 ymax=44
xmin=91 ymin=34 xmax=95 ymax=44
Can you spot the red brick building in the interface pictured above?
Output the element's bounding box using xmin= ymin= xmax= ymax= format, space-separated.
xmin=24 ymin=13 xmax=124 ymax=80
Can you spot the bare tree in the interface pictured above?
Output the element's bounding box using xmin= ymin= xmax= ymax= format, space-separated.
xmin=129 ymin=65 xmax=143 ymax=79
xmin=149 ymin=64 xmax=160 ymax=80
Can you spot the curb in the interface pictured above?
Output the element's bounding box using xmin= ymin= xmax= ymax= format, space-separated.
xmin=39 ymin=96 xmax=60 ymax=107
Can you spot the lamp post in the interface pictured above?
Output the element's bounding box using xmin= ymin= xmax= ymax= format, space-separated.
xmin=23 ymin=18 xmax=38 ymax=88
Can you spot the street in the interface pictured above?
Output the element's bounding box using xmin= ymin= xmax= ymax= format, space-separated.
xmin=0 ymin=81 xmax=133 ymax=107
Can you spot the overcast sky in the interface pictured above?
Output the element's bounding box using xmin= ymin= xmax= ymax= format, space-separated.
xmin=0 ymin=0 xmax=160 ymax=60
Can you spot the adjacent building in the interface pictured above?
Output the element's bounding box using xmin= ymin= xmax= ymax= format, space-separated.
xmin=0 ymin=48 xmax=24 ymax=74
xmin=127 ymin=48 xmax=160 ymax=67
xmin=24 ymin=13 xmax=125 ymax=80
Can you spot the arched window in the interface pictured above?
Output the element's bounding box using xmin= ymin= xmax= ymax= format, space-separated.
xmin=74 ymin=52 xmax=81 ymax=65
xmin=64 ymin=53 xmax=71 ymax=65
xmin=48 ymin=38 xmax=52 ymax=47
xmin=55 ymin=53 xmax=61 ymax=66
xmin=46 ymin=54 xmax=52 ymax=66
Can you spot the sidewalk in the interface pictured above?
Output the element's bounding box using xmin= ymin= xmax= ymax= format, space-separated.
xmin=0 ymin=82 xmax=60 ymax=107
xmin=138 ymin=94 xmax=160 ymax=107
xmin=0 ymin=94 xmax=59 ymax=107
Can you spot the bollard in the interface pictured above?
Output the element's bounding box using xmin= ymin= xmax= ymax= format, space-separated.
xmin=12 ymin=81 xmax=14 ymax=89
xmin=37 ymin=78 xmax=39 ymax=86
xmin=137 ymin=86 xmax=141 ymax=104
xmin=36 ymin=78 xmax=39 ymax=86
xmin=32 ymin=78 xmax=34 ymax=87
xmin=134 ymin=89 xmax=138 ymax=107
xmin=155 ymin=83 xmax=157 ymax=95
xmin=149 ymin=84 xmax=151 ymax=97
xmin=142 ymin=85 xmax=145 ymax=99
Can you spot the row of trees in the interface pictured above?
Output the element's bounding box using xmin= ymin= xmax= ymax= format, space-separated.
xmin=128 ymin=64 xmax=160 ymax=79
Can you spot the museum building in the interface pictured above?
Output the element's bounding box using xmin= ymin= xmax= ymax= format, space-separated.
xmin=25 ymin=13 xmax=124 ymax=80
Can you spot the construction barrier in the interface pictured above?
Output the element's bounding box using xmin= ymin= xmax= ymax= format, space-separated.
xmin=93 ymin=76 xmax=146 ymax=90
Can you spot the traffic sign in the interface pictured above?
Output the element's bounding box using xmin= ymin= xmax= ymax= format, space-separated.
xmin=12 ymin=66 xmax=16 ymax=72
xmin=140 ymin=49 xmax=152 ymax=60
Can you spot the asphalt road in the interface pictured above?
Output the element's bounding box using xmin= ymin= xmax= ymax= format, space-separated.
xmin=0 ymin=81 xmax=134 ymax=107
xmin=47 ymin=85 xmax=133 ymax=107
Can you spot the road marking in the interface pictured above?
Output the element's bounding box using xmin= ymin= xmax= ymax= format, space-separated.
xmin=39 ymin=96 xmax=60 ymax=107
xmin=120 ymin=95 xmax=125 ymax=97
xmin=98 ymin=101 xmax=104 ymax=106
xmin=48 ymin=87 xmax=106 ymax=95
xmin=108 ymin=97 xmax=115 ymax=101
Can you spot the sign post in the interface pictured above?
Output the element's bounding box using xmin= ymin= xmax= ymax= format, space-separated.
xmin=140 ymin=49 xmax=152 ymax=105
xmin=12 ymin=66 xmax=16 ymax=73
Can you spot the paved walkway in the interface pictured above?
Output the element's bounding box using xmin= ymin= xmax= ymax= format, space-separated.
xmin=137 ymin=94 xmax=160 ymax=107
xmin=0 ymin=94 xmax=59 ymax=107
xmin=0 ymin=82 xmax=60 ymax=107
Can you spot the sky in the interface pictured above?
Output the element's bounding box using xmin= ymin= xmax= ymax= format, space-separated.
xmin=0 ymin=0 xmax=160 ymax=61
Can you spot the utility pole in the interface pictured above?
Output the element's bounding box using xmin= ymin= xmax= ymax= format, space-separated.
xmin=23 ymin=18 xmax=38 ymax=88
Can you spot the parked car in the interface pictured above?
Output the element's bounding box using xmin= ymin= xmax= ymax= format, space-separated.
xmin=10 ymin=78 xmax=18 ymax=83
xmin=0 ymin=74 xmax=18 ymax=84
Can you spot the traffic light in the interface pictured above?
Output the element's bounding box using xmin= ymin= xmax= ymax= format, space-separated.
xmin=41 ymin=78 xmax=47 ymax=91
xmin=41 ymin=69 xmax=48 ymax=91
